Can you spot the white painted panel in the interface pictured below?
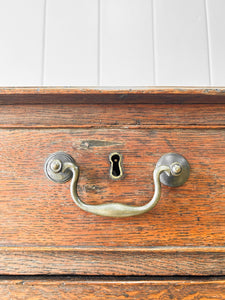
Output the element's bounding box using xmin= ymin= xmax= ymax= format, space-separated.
xmin=206 ymin=0 xmax=225 ymax=86
xmin=44 ymin=0 xmax=98 ymax=86
xmin=0 ymin=0 xmax=44 ymax=86
xmin=154 ymin=0 xmax=210 ymax=86
xmin=100 ymin=0 xmax=154 ymax=86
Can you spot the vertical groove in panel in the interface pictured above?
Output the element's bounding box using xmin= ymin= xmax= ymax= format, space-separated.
xmin=97 ymin=0 xmax=101 ymax=86
xmin=206 ymin=0 xmax=225 ymax=86
xmin=152 ymin=0 xmax=156 ymax=86
xmin=204 ymin=0 xmax=212 ymax=85
xmin=44 ymin=0 xmax=98 ymax=86
xmin=154 ymin=0 xmax=209 ymax=86
xmin=41 ymin=0 xmax=47 ymax=86
xmin=100 ymin=0 xmax=154 ymax=86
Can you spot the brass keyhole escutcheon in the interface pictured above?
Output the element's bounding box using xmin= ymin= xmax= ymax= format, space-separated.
xmin=109 ymin=152 xmax=123 ymax=179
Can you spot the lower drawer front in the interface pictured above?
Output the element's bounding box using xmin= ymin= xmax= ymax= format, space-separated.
xmin=0 ymin=128 xmax=225 ymax=275
xmin=0 ymin=279 xmax=224 ymax=299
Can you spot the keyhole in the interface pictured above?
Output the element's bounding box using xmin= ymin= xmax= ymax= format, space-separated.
xmin=109 ymin=153 xmax=123 ymax=179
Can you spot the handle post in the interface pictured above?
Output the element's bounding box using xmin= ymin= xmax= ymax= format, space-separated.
xmin=44 ymin=152 xmax=190 ymax=217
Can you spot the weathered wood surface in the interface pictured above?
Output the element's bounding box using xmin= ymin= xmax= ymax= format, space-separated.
xmin=0 ymin=88 xmax=225 ymax=276
xmin=0 ymin=128 xmax=224 ymax=274
xmin=0 ymin=278 xmax=224 ymax=299
xmin=1 ymin=104 xmax=225 ymax=128
xmin=0 ymin=248 xmax=224 ymax=275
xmin=0 ymin=129 xmax=224 ymax=247
xmin=0 ymin=87 xmax=225 ymax=104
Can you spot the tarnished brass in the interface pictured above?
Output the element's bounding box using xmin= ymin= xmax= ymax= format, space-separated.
xmin=156 ymin=153 xmax=190 ymax=187
xmin=44 ymin=152 xmax=190 ymax=218
xmin=109 ymin=152 xmax=123 ymax=179
xmin=44 ymin=152 xmax=75 ymax=183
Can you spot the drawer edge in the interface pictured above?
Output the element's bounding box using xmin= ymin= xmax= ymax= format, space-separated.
xmin=0 ymin=247 xmax=224 ymax=275
xmin=0 ymin=278 xmax=224 ymax=299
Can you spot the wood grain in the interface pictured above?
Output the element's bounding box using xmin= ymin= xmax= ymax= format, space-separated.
xmin=0 ymin=88 xmax=225 ymax=104
xmin=0 ymin=248 xmax=224 ymax=275
xmin=0 ymin=278 xmax=224 ymax=299
xmin=0 ymin=128 xmax=225 ymax=274
xmin=0 ymin=88 xmax=225 ymax=277
xmin=1 ymin=104 xmax=225 ymax=128
xmin=0 ymin=128 xmax=225 ymax=248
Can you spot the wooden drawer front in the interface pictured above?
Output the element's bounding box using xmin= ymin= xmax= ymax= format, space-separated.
xmin=0 ymin=279 xmax=224 ymax=299
xmin=0 ymin=89 xmax=225 ymax=276
xmin=0 ymin=128 xmax=225 ymax=248
xmin=0 ymin=129 xmax=225 ymax=275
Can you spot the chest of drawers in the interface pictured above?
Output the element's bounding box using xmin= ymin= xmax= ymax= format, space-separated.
xmin=0 ymin=88 xmax=225 ymax=298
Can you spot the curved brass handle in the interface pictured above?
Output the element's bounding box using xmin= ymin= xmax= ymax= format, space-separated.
xmin=45 ymin=152 xmax=190 ymax=218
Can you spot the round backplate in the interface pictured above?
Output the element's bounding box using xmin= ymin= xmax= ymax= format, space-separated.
xmin=156 ymin=153 xmax=190 ymax=187
xmin=44 ymin=152 xmax=76 ymax=183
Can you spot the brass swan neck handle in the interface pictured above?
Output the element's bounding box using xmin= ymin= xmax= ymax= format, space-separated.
xmin=45 ymin=152 xmax=190 ymax=218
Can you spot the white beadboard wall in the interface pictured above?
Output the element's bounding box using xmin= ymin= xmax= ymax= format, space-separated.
xmin=0 ymin=0 xmax=224 ymax=87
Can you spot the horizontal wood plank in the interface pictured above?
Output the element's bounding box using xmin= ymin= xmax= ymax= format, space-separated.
xmin=1 ymin=104 xmax=225 ymax=127
xmin=0 ymin=278 xmax=224 ymax=299
xmin=0 ymin=88 xmax=225 ymax=104
xmin=0 ymin=248 xmax=224 ymax=275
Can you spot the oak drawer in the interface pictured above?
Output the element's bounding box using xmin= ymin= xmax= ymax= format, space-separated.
xmin=0 ymin=88 xmax=225 ymax=276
